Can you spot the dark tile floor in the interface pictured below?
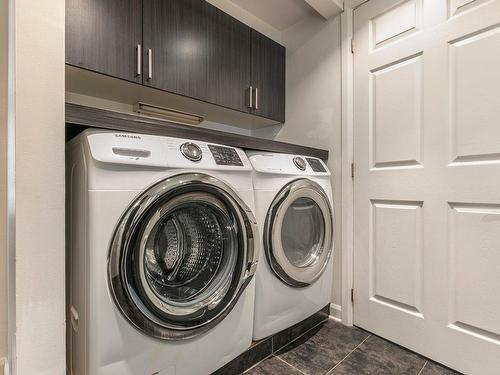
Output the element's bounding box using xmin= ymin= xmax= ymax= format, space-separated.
xmin=244 ymin=320 xmax=461 ymax=375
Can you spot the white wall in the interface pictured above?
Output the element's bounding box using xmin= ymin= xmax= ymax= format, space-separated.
xmin=12 ymin=0 xmax=66 ymax=374
xmin=206 ymin=0 xmax=282 ymax=43
xmin=346 ymin=0 xmax=368 ymax=8
xmin=252 ymin=13 xmax=343 ymax=315
xmin=0 ymin=0 xmax=8 ymax=365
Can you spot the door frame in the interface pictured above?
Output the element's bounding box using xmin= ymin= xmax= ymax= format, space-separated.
xmin=5 ymin=0 xmax=16 ymax=372
xmin=340 ymin=0 xmax=369 ymax=326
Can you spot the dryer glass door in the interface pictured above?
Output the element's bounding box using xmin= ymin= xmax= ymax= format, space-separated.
xmin=108 ymin=173 xmax=258 ymax=340
xmin=265 ymin=179 xmax=333 ymax=287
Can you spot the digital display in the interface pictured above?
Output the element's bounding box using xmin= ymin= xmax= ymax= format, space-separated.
xmin=208 ymin=145 xmax=243 ymax=166
xmin=306 ymin=158 xmax=326 ymax=173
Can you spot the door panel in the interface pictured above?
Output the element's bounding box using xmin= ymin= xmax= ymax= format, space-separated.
xmin=450 ymin=26 xmax=500 ymax=163
xmin=206 ymin=7 xmax=252 ymax=113
xmin=251 ymin=30 xmax=286 ymax=123
xmin=371 ymin=200 xmax=423 ymax=315
xmin=354 ymin=0 xmax=500 ymax=373
xmin=371 ymin=54 xmax=423 ymax=168
xmin=371 ymin=0 xmax=423 ymax=48
xmin=449 ymin=204 xmax=500 ymax=338
xmin=66 ymin=0 xmax=142 ymax=83
xmin=143 ymin=0 xmax=208 ymax=100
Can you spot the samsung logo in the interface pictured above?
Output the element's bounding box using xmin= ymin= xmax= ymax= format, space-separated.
xmin=115 ymin=134 xmax=141 ymax=140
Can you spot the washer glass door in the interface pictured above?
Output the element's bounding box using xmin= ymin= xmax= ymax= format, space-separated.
xmin=265 ymin=179 xmax=333 ymax=287
xmin=108 ymin=173 xmax=258 ymax=340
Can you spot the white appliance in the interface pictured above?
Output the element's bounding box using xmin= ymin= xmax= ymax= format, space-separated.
xmin=67 ymin=129 xmax=259 ymax=375
xmin=247 ymin=152 xmax=334 ymax=340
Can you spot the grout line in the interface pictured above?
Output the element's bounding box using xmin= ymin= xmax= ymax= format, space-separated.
xmin=242 ymin=353 xmax=274 ymax=374
xmin=325 ymin=335 xmax=372 ymax=375
xmin=356 ymin=327 xmax=462 ymax=374
xmin=274 ymin=355 xmax=308 ymax=375
xmin=417 ymin=361 xmax=428 ymax=375
xmin=274 ymin=317 xmax=329 ymax=353
xmin=243 ymin=314 xmax=329 ymax=373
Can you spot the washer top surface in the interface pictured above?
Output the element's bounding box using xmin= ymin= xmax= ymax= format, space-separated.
xmin=81 ymin=129 xmax=252 ymax=170
xmin=68 ymin=129 xmax=254 ymax=191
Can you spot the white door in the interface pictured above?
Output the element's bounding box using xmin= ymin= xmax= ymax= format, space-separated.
xmin=353 ymin=0 xmax=500 ymax=373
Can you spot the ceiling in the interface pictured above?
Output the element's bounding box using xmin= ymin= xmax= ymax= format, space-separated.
xmin=228 ymin=0 xmax=316 ymax=31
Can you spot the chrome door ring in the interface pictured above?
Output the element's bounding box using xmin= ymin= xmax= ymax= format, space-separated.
xmin=264 ymin=179 xmax=333 ymax=288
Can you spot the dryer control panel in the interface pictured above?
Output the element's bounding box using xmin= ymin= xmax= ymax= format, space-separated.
xmin=247 ymin=152 xmax=330 ymax=176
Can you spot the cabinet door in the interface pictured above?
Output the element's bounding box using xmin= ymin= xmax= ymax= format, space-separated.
xmin=251 ymin=30 xmax=286 ymax=123
xmin=143 ymin=0 xmax=208 ymax=100
xmin=205 ymin=6 xmax=252 ymax=113
xmin=66 ymin=0 xmax=142 ymax=83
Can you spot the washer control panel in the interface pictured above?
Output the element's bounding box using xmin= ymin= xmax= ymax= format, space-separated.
xmin=306 ymin=157 xmax=327 ymax=173
xmin=208 ymin=144 xmax=243 ymax=166
xmin=180 ymin=142 xmax=203 ymax=161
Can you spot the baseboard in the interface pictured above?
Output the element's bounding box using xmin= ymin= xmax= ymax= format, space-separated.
xmin=329 ymin=303 xmax=342 ymax=322
xmin=0 ymin=358 xmax=7 ymax=375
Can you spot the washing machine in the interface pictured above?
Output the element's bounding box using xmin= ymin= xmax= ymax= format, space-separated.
xmin=247 ymin=151 xmax=334 ymax=341
xmin=66 ymin=129 xmax=259 ymax=375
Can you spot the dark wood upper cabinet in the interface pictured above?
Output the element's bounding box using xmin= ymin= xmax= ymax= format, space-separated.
xmin=205 ymin=6 xmax=252 ymax=114
xmin=66 ymin=0 xmax=285 ymax=123
xmin=66 ymin=0 xmax=142 ymax=83
xmin=143 ymin=1 xmax=252 ymax=113
xmin=251 ymin=30 xmax=286 ymax=123
xmin=143 ymin=0 xmax=208 ymax=100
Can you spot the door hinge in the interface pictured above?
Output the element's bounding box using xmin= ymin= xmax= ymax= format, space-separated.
xmin=351 ymin=288 xmax=354 ymax=302
xmin=351 ymin=162 xmax=355 ymax=179
xmin=351 ymin=38 xmax=355 ymax=54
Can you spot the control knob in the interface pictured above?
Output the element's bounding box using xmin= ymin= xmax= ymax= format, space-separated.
xmin=293 ymin=156 xmax=307 ymax=171
xmin=180 ymin=142 xmax=202 ymax=162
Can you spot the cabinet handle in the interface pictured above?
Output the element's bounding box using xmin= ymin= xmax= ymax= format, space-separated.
xmin=255 ymin=87 xmax=259 ymax=110
xmin=248 ymin=86 xmax=253 ymax=109
xmin=136 ymin=44 xmax=142 ymax=77
xmin=147 ymin=49 xmax=153 ymax=80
